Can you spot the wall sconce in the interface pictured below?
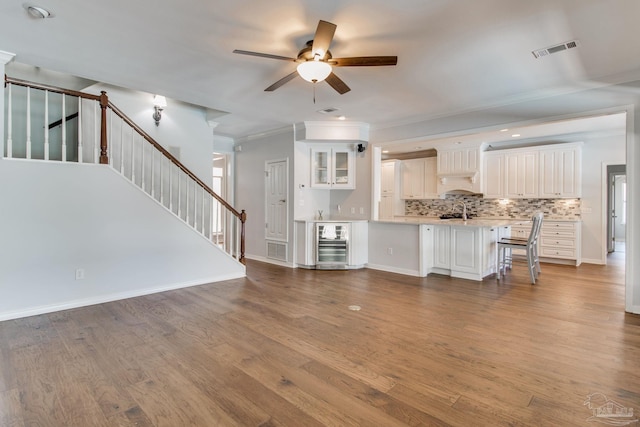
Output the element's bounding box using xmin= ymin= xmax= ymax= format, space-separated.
xmin=152 ymin=95 xmax=167 ymax=126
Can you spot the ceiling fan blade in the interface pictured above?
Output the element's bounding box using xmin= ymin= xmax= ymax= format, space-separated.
xmin=325 ymin=72 xmax=351 ymax=94
xmin=264 ymin=70 xmax=299 ymax=92
xmin=330 ymin=56 xmax=398 ymax=67
xmin=311 ymin=20 xmax=337 ymax=57
xmin=233 ymin=49 xmax=296 ymax=62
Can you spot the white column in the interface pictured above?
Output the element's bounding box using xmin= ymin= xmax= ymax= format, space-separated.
xmin=0 ymin=51 xmax=17 ymax=159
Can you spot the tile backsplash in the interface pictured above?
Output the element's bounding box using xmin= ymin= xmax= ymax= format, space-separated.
xmin=405 ymin=194 xmax=581 ymax=219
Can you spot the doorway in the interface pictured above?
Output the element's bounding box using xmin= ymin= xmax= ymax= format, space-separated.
xmin=606 ymin=164 xmax=626 ymax=256
xmin=265 ymin=159 xmax=289 ymax=262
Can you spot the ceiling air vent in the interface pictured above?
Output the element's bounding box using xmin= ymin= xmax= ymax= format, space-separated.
xmin=317 ymin=107 xmax=340 ymax=114
xmin=532 ymin=40 xmax=580 ymax=59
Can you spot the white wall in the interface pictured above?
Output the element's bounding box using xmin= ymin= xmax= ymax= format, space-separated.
xmin=84 ymin=83 xmax=215 ymax=185
xmin=235 ymin=129 xmax=295 ymax=262
xmin=0 ymin=160 xmax=245 ymax=320
xmin=580 ymin=133 xmax=626 ymax=263
xmin=367 ymin=222 xmax=421 ymax=276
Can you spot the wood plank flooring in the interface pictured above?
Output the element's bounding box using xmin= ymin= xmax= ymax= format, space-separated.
xmin=1 ymin=255 xmax=638 ymax=426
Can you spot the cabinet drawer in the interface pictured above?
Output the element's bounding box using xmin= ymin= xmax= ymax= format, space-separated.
xmin=540 ymin=237 xmax=576 ymax=248
xmin=540 ymin=246 xmax=576 ymax=259
xmin=541 ymin=229 xmax=575 ymax=238
xmin=543 ymin=222 xmax=576 ymax=230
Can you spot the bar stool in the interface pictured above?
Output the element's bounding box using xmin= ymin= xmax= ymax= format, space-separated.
xmin=497 ymin=212 xmax=544 ymax=284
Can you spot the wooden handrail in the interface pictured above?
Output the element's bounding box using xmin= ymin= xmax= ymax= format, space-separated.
xmin=106 ymin=102 xmax=243 ymax=219
xmin=5 ymin=76 xmax=101 ymax=101
xmin=5 ymin=75 xmax=246 ymax=263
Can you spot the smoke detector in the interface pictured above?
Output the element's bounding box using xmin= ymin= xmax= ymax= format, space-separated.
xmin=532 ymin=40 xmax=580 ymax=59
xmin=23 ymin=4 xmax=53 ymax=19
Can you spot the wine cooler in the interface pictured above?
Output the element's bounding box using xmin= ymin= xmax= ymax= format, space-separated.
xmin=316 ymin=223 xmax=350 ymax=269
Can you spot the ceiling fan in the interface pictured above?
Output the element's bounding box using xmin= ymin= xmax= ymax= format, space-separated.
xmin=233 ymin=20 xmax=397 ymax=94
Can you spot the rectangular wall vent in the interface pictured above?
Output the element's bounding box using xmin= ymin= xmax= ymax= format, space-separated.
xmin=266 ymin=241 xmax=287 ymax=262
xmin=532 ymin=40 xmax=580 ymax=58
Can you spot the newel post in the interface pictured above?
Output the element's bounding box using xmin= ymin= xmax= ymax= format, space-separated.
xmin=240 ymin=209 xmax=247 ymax=264
xmin=99 ymin=91 xmax=109 ymax=164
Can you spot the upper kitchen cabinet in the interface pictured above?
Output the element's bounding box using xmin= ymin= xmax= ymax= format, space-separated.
xmin=538 ymin=143 xmax=582 ymax=198
xmin=400 ymin=157 xmax=439 ymax=199
xmin=504 ymin=150 xmax=539 ymax=198
xmin=436 ymin=145 xmax=483 ymax=194
xmin=483 ymin=142 xmax=581 ymax=199
xmin=310 ymin=145 xmax=356 ymax=189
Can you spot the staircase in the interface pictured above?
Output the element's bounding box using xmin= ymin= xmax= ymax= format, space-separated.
xmin=4 ymin=76 xmax=246 ymax=263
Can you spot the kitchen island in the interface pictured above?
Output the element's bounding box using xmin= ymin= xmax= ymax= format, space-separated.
xmin=369 ymin=217 xmax=527 ymax=280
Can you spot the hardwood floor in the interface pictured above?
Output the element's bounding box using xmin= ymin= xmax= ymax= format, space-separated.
xmin=1 ymin=258 xmax=638 ymax=426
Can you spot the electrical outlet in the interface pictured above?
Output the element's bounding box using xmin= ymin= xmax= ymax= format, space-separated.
xmin=387 ymin=247 xmax=393 ymax=255
xmin=350 ymin=207 xmax=355 ymax=214
xmin=359 ymin=207 xmax=364 ymax=214
xmin=75 ymin=268 xmax=85 ymax=280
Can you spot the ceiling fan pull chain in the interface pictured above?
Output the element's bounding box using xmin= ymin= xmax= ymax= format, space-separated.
xmin=313 ymin=82 xmax=316 ymax=104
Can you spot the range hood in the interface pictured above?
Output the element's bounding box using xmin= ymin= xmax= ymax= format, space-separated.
xmin=436 ymin=145 xmax=483 ymax=194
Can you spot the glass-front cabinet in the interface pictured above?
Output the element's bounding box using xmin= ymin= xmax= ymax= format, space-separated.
xmin=310 ymin=146 xmax=355 ymax=189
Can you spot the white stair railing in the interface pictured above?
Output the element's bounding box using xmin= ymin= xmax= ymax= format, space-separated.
xmin=4 ymin=76 xmax=246 ymax=263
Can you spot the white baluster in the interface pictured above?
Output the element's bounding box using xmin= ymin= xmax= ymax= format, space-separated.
xmin=61 ymin=95 xmax=66 ymax=162
xmin=6 ymin=84 xmax=12 ymax=158
xmin=44 ymin=91 xmax=49 ymax=160
xmin=96 ymin=101 xmax=100 ymax=164
xmin=119 ymin=117 xmax=124 ymax=173
xmin=169 ymin=163 xmax=173 ymax=212
xmin=141 ymin=139 xmax=145 ymax=191
xmin=131 ymin=131 xmax=135 ymax=183
xmin=151 ymin=149 xmax=155 ymax=199
xmin=201 ymin=187 xmax=205 ymax=234
xmin=177 ymin=171 xmax=182 ymax=218
xmin=26 ymin=87 xmax=32 ymax=159
xmin=160 ymin=156 xmax=164 ymax=206
xmin=77 ymin=97 xmax=83 ymax=163
xmin=186 ymin=179 xmax=190 ymax=224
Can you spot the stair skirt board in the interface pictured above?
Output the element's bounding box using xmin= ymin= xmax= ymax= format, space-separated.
xmin=266 ymin=241 xmax=288 ymax=262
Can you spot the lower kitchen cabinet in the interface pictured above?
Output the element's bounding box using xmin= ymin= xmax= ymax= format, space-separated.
xmin=294 ymin=220 xmax=368 ymax=269
xmin=508 ymin=219 xmax=581 ymax=266
xmin=429 ymin=224 xmax=499 ymax=280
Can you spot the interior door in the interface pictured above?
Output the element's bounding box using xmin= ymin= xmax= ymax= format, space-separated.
xmin=265 ymin=159 xmax=288 ymax=241
xmin=606 ymin=165 xmax=626 ymax=253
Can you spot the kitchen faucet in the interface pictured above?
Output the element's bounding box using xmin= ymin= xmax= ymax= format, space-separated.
xmin=455 ymin=201 xmax=468 ymax=220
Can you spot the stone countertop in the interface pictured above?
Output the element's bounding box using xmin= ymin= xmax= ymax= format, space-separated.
xmin=295 ymin=218 xmax=369 ymax=223
xmin=376 ymin=217 xmax=528 ymax=227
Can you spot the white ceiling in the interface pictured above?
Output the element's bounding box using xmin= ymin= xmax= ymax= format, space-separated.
xmin=1 ymin=0 xmax=639 ymax=141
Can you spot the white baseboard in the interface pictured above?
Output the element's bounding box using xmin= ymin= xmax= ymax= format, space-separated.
xmin=626 ymin=304 xmax=640 ymax=315
xmin=245 ymin=254 xmax=295 ymax=268
xmin=581 ymin=257 xmax=606 ymax=265
xmin=365 ymin=263 xmax=421 ymax=277
xmin=0 ymin=273 xmax=245 ymax=322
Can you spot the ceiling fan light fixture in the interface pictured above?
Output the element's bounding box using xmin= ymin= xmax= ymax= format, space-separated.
xmin=297 ymin=60 xmax=332 ymax=83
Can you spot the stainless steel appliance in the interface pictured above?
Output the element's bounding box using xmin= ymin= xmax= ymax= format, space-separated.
xmin=316 ymin=223 xmax=349 ymax=269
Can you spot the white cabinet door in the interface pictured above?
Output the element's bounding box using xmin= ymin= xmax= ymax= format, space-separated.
xmin=379 ymin=195 xmax=394 ymax=220
xmin=310 ymin=146 xmax=355 ymax=189
xmin=505 ymin=151 xmax=538 ymax=198
xmin=539 ymin=146 xmax=581 ymax=198
xmin=483 ymin=153 xmax=504 ymax=198
xmin=401 ymin=158 xmax=425 ymax=199
xmin=423 ymin=157 xmax=439 ymax=198
xmin=433 ymin=225 xmax=451 ymax=269
xmin=381 ymin=160 xmax=396 ymax=194
xmin=450 ymin=226 xmax=480 ymax=274
xmin=420 ymin=225 xmax=434 ymax=276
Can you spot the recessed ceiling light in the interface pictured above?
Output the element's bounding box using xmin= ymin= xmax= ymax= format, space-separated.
xmin=337 ymin=115 xmax=346 ymax=120
xmin=382 ymin=150 xmax=389 ymax=154
xmin=511 ymin=134 xmax=521 ymax=138
xmin=23 ymin=4 xmax=53 ymax=18
xmin=415 ymin=146 xmax=422 ymax=150
xmin=500 ymin=128 xmax=509 ymax=132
